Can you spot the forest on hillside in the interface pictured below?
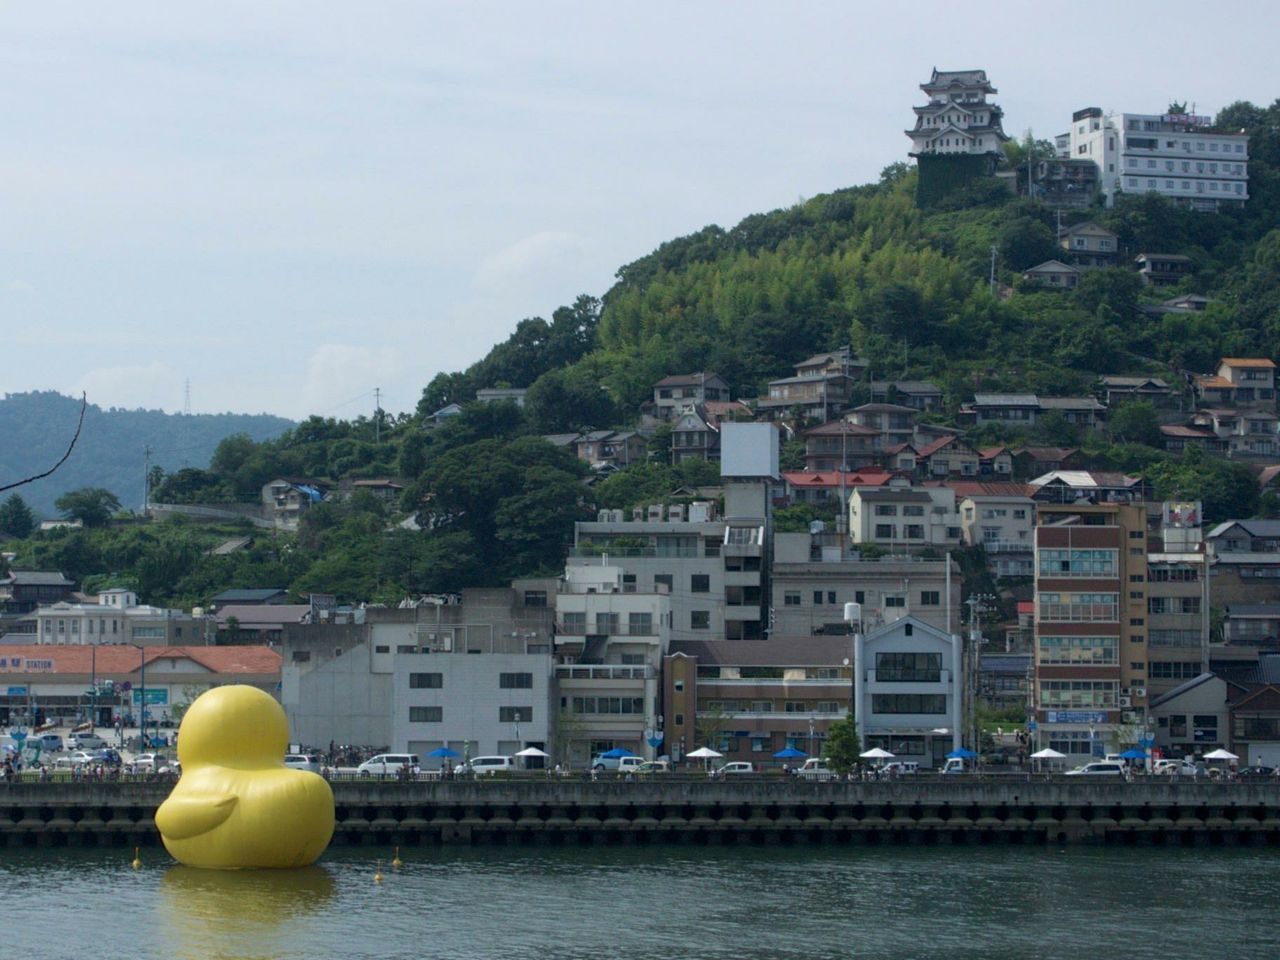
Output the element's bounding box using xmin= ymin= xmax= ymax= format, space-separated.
xmin=3 ymin=98 xmax=1279 ymax=608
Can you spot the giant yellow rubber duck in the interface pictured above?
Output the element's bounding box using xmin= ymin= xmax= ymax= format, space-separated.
xmin=156 ymin=685 xmax=334 ymax=869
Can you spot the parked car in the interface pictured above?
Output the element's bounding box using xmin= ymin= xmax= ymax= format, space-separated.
xmin=941 ymin=758 xmax=971 ymax=775
xmin=881 ymin=761 xmax=919 ymax=776
xmin=284 ymin=754 xmax=322 ymax=774
xmin=591 ymin=752 xmax=643 ymax=773
xmin=93 ymin=748 xmax=123 ymax=766
xmin=132 ymin=753 xmax=169 ymax=772
xmin=356 ymin=754 xmax=420 ymax=777
xmin=30 ymin=733 xmax=64 ymax=753
xmin=65 ymin=750 xmax=99 ymax=766
xmin=1153 ymin=758 xmax=1200 ymax=777
xmin=1237 ymin=765 xmax=1277 ymax=781
xmin=67 ymin=732 xmax=106 ymax=751
xmin=1065 ymin=761 xmax=1126 ymax=777
xmin=458 ymin=755 xmax=515 ymax=777
xmin=793 ymin=758 xmax=836 ymax=781
xmin=159 ymin=759 xmax=181 ymax=775
xmin=634 ymin=760 xmax=671 ymax=775
xmin=710 ymin=761 xmax=754 ymax=778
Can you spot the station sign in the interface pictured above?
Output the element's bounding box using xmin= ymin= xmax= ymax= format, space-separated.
xmin=1044 ymin=711 xmax=1109 ymax=724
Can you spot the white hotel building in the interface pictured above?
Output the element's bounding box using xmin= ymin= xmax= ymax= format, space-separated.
xmin=1065 ymin=107 xmax=1248 ymax=211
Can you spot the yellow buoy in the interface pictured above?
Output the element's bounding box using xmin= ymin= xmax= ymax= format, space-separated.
xmin=374 ymin=859 xmax=384 ymax=884
xmin=131 ymin=846 xmax=142 ymax=870
xmin=391 ymin=846 xmax=402 ymax=869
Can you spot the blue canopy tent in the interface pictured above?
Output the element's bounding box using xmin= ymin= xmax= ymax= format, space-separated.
xmin=946 ymin=748 xmax=978 ymax=759
xmin=427 ymin=747 xmax=461 ymax=758
xmin=1119 ymin=748 xmax=1148 ymax=760
xmin=600 ymin=747 xmax=637 ymax=759
xmin=773 ymin=747 xmax=807 ymax=759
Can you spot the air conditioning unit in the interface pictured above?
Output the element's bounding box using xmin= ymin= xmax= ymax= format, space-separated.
xmin=1118 ymin=696 xmax=1132 ymax=708
xmin=1122 ymin=711 xmax=1139 ymax=724
xmin=1133 ymin=687 xmax=1147 ymax=699
xmin=430 ymin=636 xmax=453 ymax=653
xmin=597 ymin=509 xmax=612 ymax=522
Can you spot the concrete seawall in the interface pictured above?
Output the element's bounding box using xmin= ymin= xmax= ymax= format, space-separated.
xmin=5 ymin=779 xmax=1280 ymax=848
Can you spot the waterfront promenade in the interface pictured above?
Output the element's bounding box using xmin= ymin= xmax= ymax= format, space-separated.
xmin=4 ymin=775 xmax=1280 ymax=847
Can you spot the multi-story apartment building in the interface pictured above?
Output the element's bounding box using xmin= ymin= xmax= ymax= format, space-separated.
xmin=1067 ymin=107 xmax=1249 ymax=211
xmin=568 ymin=487 xmax=768 ymax=642
xmin=1033 ymin=501 xmax=1149 ymax=759
xmin=552 ymin=565 xmax=669 ymax=764
xmin=771 ymin=531 xmax=958 ymax=637
xmin=1145 ymin=503 xmax=1210 ymax=699
xmin=662 ymin=638 xmax=854 ymax=765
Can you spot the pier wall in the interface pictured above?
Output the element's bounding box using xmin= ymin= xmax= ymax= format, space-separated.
xmin=3 ymin=780 xmax=1279 ymax=847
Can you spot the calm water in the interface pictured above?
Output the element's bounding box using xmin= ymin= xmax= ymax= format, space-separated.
xmin=3 ymin=843 xmax=1276 ymax=959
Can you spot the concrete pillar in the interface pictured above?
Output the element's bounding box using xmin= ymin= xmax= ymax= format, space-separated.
xmin=950 ymin=633 xmax=963 ymax=753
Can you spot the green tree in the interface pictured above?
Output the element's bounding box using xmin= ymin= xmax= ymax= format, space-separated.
xmin=0 ymin=494 xmax=35 ymax=538
xmin=998 ymin=216 xmax=1058 ymax=272
xmin=54 ymin=488 xmax=122 ymax=527
xmin=1108 ymin=401 xmax=1162 ymax=447
xmin=824 ymin=713 xmax=862 ymax=774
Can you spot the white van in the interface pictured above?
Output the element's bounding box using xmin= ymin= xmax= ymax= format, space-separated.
xmin=462 ymin=755 xmax=515 ymax=776
xmin=356 ymin=754 xmax=420 ymax=777
xmin=794 ymin=758 xmax=836 ymax=781
xmin=67 ymin=732 xmax=106 ymax=751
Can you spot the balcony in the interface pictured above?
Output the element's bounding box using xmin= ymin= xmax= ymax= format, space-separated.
xmin=555 ymin=665 xmax=654 ymax=681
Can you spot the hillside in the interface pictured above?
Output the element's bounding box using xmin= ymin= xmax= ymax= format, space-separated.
xmin=0 ymin=392 xmax=294 ymax=518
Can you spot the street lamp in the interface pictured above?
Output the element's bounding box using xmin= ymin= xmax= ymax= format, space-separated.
xmin=126 ymin=643 xmax=146 ymax=750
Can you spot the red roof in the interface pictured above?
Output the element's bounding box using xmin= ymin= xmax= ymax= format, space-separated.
xmin=1221 ymin=358 xmax=1276 ymax=369
xmin=782 ymin=470 xmax=895 ymax=488
xmin=0 ymin=645 xmax=281 ymax=675
xmin=1017 ymin=602 xmax=1034 ymax=615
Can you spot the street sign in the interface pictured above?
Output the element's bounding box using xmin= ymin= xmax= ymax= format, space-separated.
xmin=132 ymin=689 xmax=168 ymax=705
xmin=6 ymin=686 xmax=27 ymax=696
xmin=120 ymin=681 xmax=133 ymax=692
xmin=1139 ymin=736 xmax=1155 ymax=748
xmin=1026 ymin=720 xmax=1037 ymax=731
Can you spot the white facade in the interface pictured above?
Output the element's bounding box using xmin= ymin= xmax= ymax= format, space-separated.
xmin=906 ymin=68 xmax=1008 ymax=157
xmin=391 ymin=651 xmax=553 ymax=759
xmin=1067 ymin=107 xmax=1249 ymax=210
xmin=33 ymin=595 xmax=212 ymax=647
xmin=853 ymin=616 xmax=962 ymax=768
xmin=849 ymin=480 xmax=962 ymax=551
xmin=959 ymin=494 xmax=1035 ymax=577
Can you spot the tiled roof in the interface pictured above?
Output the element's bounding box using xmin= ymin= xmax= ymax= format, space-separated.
xmin=782 ymin=470 xmax=894 ymax=488
xmin=654 ymin=372 xmax=722 ymax=388
xmin=803 ymin=421 xmax=880 ymax=437
xmin=1 ymin=571 xmax=74 ymax=587
xmin=1160 ymin=425 xmax=1217 ymax=438
xmin=1194 ymin=375 xmax=1237 ymax=389
xmin=1221 ymin=358 xmax=1276 ymax=369
xmin=0 ymin=644 xmax=281 ymax=675
xmin=212 ymin=588 xmax=287 ymax=603
xmin=948 ymin=481 xmax=1035 ymax=499
xmin=1039 ymin=397 xmax=1105 ymax=410
xmin=973 ymin=393 xmax=1038 ymax=406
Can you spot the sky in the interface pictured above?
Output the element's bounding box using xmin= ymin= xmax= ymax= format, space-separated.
xmin=3 ymin=2 xmax=1277 ymax=421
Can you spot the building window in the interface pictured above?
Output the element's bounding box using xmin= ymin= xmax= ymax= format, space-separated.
xmin=884 ymin=596 xmax=906 ymax=608
xmin=523 ymin=590 xmax=548 ymax=607
xmin=654 ymin=574 xmax=674 ymax=593
xmin=499 ymin=707 xmax=531 ymax=722
xmin=409 ymin=706 xmax=442 ymax=723
xmin=827 ymin=591 xmax=837 ymax=605
xmin=674 ymin=713 xmax=684 ymax=726
xmin=784 ymin=592 xmax=801 ymax=606
xmin=872 ymin=694 xmax=947 ymax=714
xmin=1037 ymin=636 xmax=1118 ymax=665
xmin=813 ymin=591 xmax=824 ymax=605
xmin=875 ymin=652 xmax=941 ymax=682
xmin=499 ymin=672 xmax=533 ymax=689
xmin=875 ymin=524 xmax=895 ymax=539
xmin=920 ymin=591 xmax=940 ymax=606
xmin=291 ymin=650 xmax=311 ymax=663
xmin=409 ymin=673 xmax=443 ymax=689
xmin=374 ymin=645 xmax=390 ymax=654
xmin=1149 ymin=662 xmax=1200 ymax=679
xmin=628 ymin=612 xmax=653 ymax=635
xmin=1038 ymin=548 xmax=1118 ymax=577
xmin=1038 ymin=680 xmax=1118 ymax=709
xmin=397 ymin=645 xmax=417 ymax=654
xmin=691 ymin=574 xmax=710 ymax=593
xmin=1037 ymin=592 xmax=1119 ymax=622
xmin=691 ymin=611 xmax=710 ymax=630
xmin=874 ymin=505 xmax=898 ymax=516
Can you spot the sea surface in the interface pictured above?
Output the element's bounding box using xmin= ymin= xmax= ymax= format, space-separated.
xmin=3 ymin=843 xmax=1274 ymax=959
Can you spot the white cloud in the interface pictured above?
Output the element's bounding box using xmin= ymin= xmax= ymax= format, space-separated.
xmin=299 ymin=344 xmax=409 ymax=421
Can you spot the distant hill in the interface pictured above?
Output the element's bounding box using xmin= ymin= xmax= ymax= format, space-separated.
xmin=0 ymin=392 xmax=294 ymax=518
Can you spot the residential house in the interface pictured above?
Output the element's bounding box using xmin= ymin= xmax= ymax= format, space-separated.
xmin=261 ymin=478 xmax=327 ymax=529
xmin=978 ymin=446 xmax=1014 ymax=478
xmin=756 ymin=349 xmax=862 ymax=422
xmin=347 ymin=479 xmax=405 ymax=504
xmin=1029 ymin=470 xmax=1150 ymax=504
xmin=880 ymin=443 xmax=919 ymax=475
xmin=426 ymin=402 xmax=463 ymax=425
xmin=848 ymin=478 xmax=962 ymax=553
xmin=1058 ymin=221 xmax=1118 ymax=268
xmin=1149 ymin=673 xmax=1238 ymax=758
xmin=670 ymin=404 xmax=721 ymax=464
xmin=1146 ymin=532 xmax=1211 ymax=699
xmin=210 ymin=588 xmax=290 ymax=610
xmin=216 ymin=604 xmax=313 ymax=644
xmin=0 ymin=571 xmax=75 ymax=616
xmin=1206 ymin=520 xmax=1280 ymax=610
xmin=1021 ymin=260 xmax=1079 ymax=289
xmin=1011 ymin=447 xmax=1084 ymax=478
xmin=953 ymin=482 xmax=1036 ymax=577
xmin=651 ymin=373 xmax=730 ymax=421
xmin=1097 ymin=375 xmax=1177 ymax=408
xmin=1160 ymin=424 xmax=1224 ymax=454
xmin=780 ymin=469 xmax=894 ymax=509
xmin=853 ymin=616 xmax=963 ymax=769
xmin=1217 ymin=358 xmax=1277 ymax=411
xmin=475 ymin=387 xmax=527 ymax=407
xmin=914 ymin=436 xmax=981 ymax=479
xmin=1222 ymin=605 xmax=1280 ymax=650
xmin=662 ymin=638 xmax=854 ymax=765
xmin=869 ymin=380 xmax=943 ymax=412
xmin=1190 ymin=408 xmax=1279 ymax=459
xmin=569 ymin=430 xmax=647 ymax=470
xmin=849 ymin=403 xmax=918 ymax=448
xmin=801 ymin=419 xmax=881 ymax=471
xmin=1136 ymin=253 xmax=1193 ymax=286
xmin=1032 ymin=158 xmax=1099 ymax=207
xmin=771 ymin=531 xmax=960 ymax=637
xmin=965 ymin=394 xmax=1040 ymax=427
xmin=979 ymin=653 xmax=1033 ymax=712
xmin=1038 ymin=396 xmax=1107 ymax=429
xmin=1140 ymin=293 xmax=1215 ymax=318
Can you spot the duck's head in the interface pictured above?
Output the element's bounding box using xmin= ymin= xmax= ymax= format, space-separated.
xmin=177 ymin=685 xmax=289 ymax=769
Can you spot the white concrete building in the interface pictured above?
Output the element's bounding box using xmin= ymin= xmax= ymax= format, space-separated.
xmin=853 ymin=615 xmax=962 ymax=768
xmin=849 ymin=478 xmax=962 ymax=553
xmin=1067 ymin=107 xmax=1249 ymax=210
xmin=953 ymin=483 xmax=1036 ymax=578
xmin=32 ymin=589 xmax=214 ymax=647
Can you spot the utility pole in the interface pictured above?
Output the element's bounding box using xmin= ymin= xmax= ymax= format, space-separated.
xmin=965 ymin=593 xmax=995 ymax=752
xmin=374 ymin=387 xmax=381 ymax=443
xmin=989 ymin=245 xmax=997 ymax=294
xmin=142 ymin=445 xmax=152 ymax=514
